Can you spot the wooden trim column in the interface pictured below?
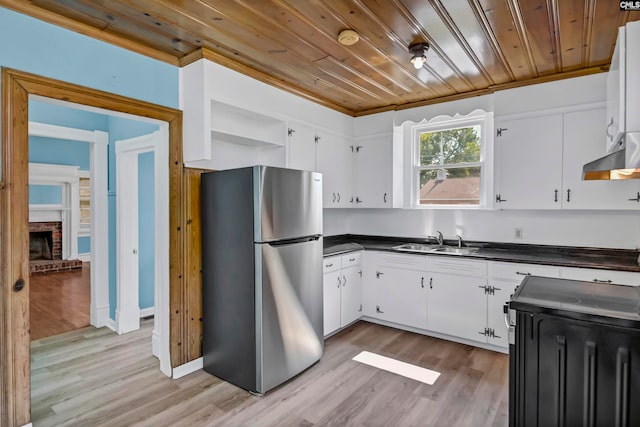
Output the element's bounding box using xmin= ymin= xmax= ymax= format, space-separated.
xmin=0 ymin=68 xmax=187 ymax=426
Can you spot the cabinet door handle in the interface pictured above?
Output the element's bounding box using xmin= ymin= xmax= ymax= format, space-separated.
xmin=592 ymin=279 xmax=613 ymax=283
xmin=337 ymin=193 xmax=341 ymax=203
xmin=337 ymin=277 xmax=341 ymax=288
xmin=325 ymin=263 xmax=333 ymax=268
xmin=429 ymin=277 xmax=433 ymax=289
xmin=516 ymin=271 xmax=531 ymax=276
xmin=332 ymin=192 xmax=336 ymax=203
xmin=628 ymin=192 xmax=640 ymax=202
xmin=554 ymin=189 xmax=558 ymax=202
xmin=566 ymin=189 xmax=571 ymax=203
xmin=342 ymin=275 xmax=347 ymax=286
xmin=376 ymin=271 xmax=383 ymax=278
xmin=349 ymin=257 xmax=356 ymax=262
xmin=606 ymin=117 xmax=615 ymax=142
xmin=383 ymin=193 xmax=387 ymax=203
xmin=356 ymin=197 xmax=363 ymax=203
xmin=421 ymin=277 xmax=424 ymax=288
xmin=376 ymin=305 xmax=384 ymax=314
xmin=358 ymin=304 xmax=362 ymax=312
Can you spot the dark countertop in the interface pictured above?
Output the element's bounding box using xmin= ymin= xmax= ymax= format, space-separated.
xmin=323 ymin=234 xmax=640 ymax=272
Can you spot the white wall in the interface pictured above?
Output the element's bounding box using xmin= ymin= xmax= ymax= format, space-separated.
xmin=325 ymin=208 xmax=640 ymax=249
xmin=325 ymin=73 xmax=640 ymax=250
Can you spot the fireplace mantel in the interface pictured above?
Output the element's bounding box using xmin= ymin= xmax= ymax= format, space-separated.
xmin=29 ymin=163 xmax=79 ymax=260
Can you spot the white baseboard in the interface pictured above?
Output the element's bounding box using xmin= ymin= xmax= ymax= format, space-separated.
xmin=21 ymin=423 xmax=33 ymax=427
xmin=140 ymin=307 xmax=155 ymax=318
xmin=93 ymin=304 xmax=110 ymax=328
xmin=105 ymin=318 xmax=116 ymax=332
xmin=78 ymin=253 xmax=91 ymax=262
xmin=172 ymin=357 xmax=203 ymax=379
xmin=152 ymin=330 xmax=160 ymax=359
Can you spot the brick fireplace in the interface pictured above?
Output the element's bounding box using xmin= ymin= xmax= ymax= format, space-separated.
xmin=29 ymin=221 xmax=82 ymax=274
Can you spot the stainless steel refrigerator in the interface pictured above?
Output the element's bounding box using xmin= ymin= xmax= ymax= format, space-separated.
xmin=201 ymin=165 xmax=324 ymax=394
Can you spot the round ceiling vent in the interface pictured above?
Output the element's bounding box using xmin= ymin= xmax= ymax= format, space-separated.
xmin=338 ymin=29 xmax=360 ymax=46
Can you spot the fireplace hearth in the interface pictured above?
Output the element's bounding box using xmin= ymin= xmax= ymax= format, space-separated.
xmin=28 ymin=221 xmax=82 ymax=274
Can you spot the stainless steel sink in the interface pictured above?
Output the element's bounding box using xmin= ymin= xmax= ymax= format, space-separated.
xmin=429 ymin=246 xmax=479 ymax=255
xmin=393 ymin=243 xmax=442 ymax=252
xmin=393 ymin=243 xmax=479 ymax=255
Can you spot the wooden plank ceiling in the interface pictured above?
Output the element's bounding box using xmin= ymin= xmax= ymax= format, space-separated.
xmin=3 ymin=0 xmax=639 ymax=116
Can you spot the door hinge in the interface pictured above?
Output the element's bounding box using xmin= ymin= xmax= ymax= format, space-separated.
xmin=376 ymin=271 xmax=383 ymax=278
xmin=496 ymin=194 xmax=507 ymax=203
xmin=496 ymin=128 xmax=508 ymax=137
xmin=376 ymin=305 xmax=384 ymax=314
xmin=314 ymin=135 xmax=321 ymax=144
xmin=287 ymin=128 xmax=295 ymax=137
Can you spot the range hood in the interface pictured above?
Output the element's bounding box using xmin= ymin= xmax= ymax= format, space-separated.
xmin=583 ymin=132 xmax=640 ymax=180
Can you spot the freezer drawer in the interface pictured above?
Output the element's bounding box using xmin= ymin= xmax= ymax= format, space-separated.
xmin=256 ymin=236 xmax=324 ymax=393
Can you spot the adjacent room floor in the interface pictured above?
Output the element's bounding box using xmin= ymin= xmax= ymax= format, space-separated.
xmin=31 ymin=319 xmax=508 ymax=426
xmin=30 ymin=263 xmax=91 ymax=340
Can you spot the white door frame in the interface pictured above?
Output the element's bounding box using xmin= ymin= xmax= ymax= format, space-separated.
xmin=28 ymin=121 xmax=110 ymax=327
xmin=115 ymin=129 xmax=170 ymax=375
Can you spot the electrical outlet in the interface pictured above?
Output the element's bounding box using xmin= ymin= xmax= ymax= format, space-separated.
xmin=514 ymin=228 xmax=523 ymax=239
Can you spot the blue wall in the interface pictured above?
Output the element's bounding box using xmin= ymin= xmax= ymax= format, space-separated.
xmin=2 ymin=6 xmax=179 ymax=320
xmin=29 ymin=184 xmax=62 ymax=205
xmin=107 ymin=117 xmax=159 ymax=317
xmin=29 ymin=100 xmax=103 ymax=253
xmin=138 ymin=152 xmax=155 ymax=310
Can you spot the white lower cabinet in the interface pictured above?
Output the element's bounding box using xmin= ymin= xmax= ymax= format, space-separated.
xmin=560 ymin=266 xmax=640 ymax=286
xmin=322 ymin=251 xmax=363 ymax=337
xmin=427 ymin=272 xmax=486 ymax=341
xmin=365 ymin=252 xmax=428 ymax=329
xmin=375 ymin=267 xmax=427 ymax=329
xmin=487 ymin=262 xmax=561 ymax=347
xmin=426 ymin=257 xmax=488 ymax=342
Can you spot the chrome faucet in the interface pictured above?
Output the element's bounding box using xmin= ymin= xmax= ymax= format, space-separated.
xmin=456 ymin=234 xmax=464 ymax=248
xmin=427 ymin=231 xmax=444 ymax=246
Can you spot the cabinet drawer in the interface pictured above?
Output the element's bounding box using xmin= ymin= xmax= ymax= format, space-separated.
xmin=377 ymin=253 xmax=427 ymax=271
xmin=341 ymin=251 xmax=362 ymax=268
xmin=323 ymin=255 xmax=341 ymax=274
xmin=561 ymin=267 xmax=640 ymax=286
xmin=489 ymin=262 xmax=560 ymax=281
xmin=427 ymin=257 xmax=487 ymax=277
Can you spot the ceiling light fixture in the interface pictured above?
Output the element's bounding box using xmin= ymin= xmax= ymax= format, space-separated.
xmin=338 ymin=29 xmax=360 ymax=46
xmin=408 ymin=42 xmax=429 ymax=69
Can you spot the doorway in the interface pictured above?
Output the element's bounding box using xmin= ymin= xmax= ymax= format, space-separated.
xmin=0 ymin=68 xmax=184 ymax=426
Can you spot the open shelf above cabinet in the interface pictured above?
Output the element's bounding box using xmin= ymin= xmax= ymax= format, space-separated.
xmin=210 ymin=101 xmax=286 ymax=147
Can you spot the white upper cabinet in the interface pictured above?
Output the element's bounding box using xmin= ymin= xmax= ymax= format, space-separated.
xmin=353 ymin=133 xmax=394 ymax=208
xmin=287 ymin=121 xmax=317 ymax=172
xmin=563 ymin=108 xmax=640 ymax=209
xmin=496 ymin=107 xmax=640 ymax=210
xmin=606 ymin=21 xmax=640 ymax=151
xmin=495 ymin=114 xmax=563 ymax=209
xmin=286 ymin=122 xmax=352 ymax=208
xmin=316 ymin=130 xmax=352 ymax=207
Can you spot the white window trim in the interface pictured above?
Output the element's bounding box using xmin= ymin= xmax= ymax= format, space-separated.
xmin=405 ymin=109 xmax=494 ymax=209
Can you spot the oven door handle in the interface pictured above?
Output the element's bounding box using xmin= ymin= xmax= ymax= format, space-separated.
xmin=503 ymin=303 xmax=510 ymax=329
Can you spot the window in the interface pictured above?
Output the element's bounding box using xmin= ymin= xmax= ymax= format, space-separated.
xmin=79 ymin=172 xmax=90 ymax=235
xmin=411 ymin=110 xmax=492 ymax=207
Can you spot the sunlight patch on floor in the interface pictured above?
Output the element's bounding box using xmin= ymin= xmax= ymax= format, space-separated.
xmin=352 ymin=351 xmax=440 ymax=385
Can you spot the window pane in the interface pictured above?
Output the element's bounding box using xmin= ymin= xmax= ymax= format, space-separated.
xmin=419 ymin=167 xmax=481 ymax=205
xmin=419 ymin=126 xmax=481 ymax=166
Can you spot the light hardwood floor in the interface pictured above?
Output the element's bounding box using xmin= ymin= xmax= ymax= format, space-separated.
xmin=31 ymin=320 xmax=509 ymax=426
xmin=30 ymin=264 xmax=91 ymax=340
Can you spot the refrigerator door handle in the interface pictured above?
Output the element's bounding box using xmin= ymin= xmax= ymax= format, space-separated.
xmin=265 ymin=235 xmax=321 ymax=246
